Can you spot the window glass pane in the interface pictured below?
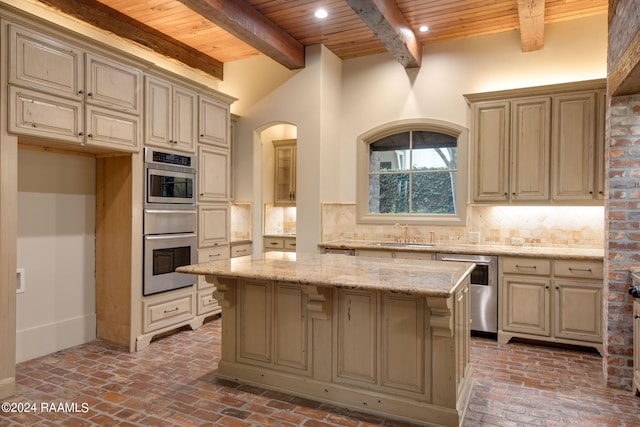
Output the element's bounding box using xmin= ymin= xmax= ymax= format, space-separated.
xmin=369 ymin=132 xmax=410 ymax=172
xmin=412 ymin=131 xmax=458 ymax=170
xmin=369 ymin=173 xmax=409 ymax=213
xmin=411 ymin=171 xmax=457 ymax=214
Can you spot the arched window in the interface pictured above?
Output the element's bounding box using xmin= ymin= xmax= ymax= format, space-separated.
xmin=356 ymin=119 xmax=468 ymax=226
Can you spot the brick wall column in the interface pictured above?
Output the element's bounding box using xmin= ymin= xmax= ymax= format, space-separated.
xmin=606 ymin=95 xmax=640 ymax=389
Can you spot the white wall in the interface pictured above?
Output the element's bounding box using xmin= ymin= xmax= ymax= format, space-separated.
xmin=220 ymin=13 xmax=608 ymax=248
xmin=16 ymin=149 xmax=96 ymax=362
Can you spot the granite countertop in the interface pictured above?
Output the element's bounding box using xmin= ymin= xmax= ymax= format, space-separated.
xmin=320 ymin=239 xmax=604 ymax=260
xmin=177 ymin=252 xmax=474 ymax=298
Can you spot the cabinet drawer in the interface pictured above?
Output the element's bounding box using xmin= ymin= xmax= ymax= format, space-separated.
xmin=284 ymin=238 xmax=297 ymax=250
xmin=264 ymin=237 xmax=284 ymax=249
xmin=143 ymin=293 xmax=194 ymax=333
xmin=9 ymin=85 xmax=83 ymax=144
xmin=231 ymin=243 xmax=251 ymax=258
xmin=199 ymin=246 xmax=229 ymax=262
xmin=197 ymin=290 xmax=220 ymax=315
xmin=501 ymin=257 xmax=551 ymax=275
xmin=554 ymin=260 xmax=603 ymax=280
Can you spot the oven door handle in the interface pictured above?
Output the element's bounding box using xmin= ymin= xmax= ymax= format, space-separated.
xmin=439 ymin=257 xmax=488 ymax=264
xmin=144 ymin=233 xmax=197 ymax=240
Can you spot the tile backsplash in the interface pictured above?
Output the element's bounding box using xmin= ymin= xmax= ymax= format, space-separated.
xmin=231 ymin=203 xmax=252 ymax=240
xmin=321 ymin=203 xmax=604 ymax=248
xmin=263 ymin=204 xmax=297 ymax=235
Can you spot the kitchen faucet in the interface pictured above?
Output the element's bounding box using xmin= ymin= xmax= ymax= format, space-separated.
xmin=394 ymin=223 xmax=409 ymax=244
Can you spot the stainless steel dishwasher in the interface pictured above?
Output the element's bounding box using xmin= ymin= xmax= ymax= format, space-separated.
xmin=436 ymin=253 xmax=498 ymax=335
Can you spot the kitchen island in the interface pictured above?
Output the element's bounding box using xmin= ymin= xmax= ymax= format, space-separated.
xmin=177 ymin=252 xmax=475 ymax=427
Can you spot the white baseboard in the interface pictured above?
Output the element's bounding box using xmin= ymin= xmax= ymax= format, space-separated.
xmin=16 ymin=314 xmax=96 ymax=363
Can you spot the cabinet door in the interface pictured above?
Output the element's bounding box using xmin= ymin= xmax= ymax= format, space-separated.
xmin=198 ymin=204 xmax=230 ymax=248
xmin=552 ymin=93 xmax=596 ymax=201
xmin=86 ymin=53 xmax=142 ymax=113
xmin=380 ymin=293 xmax=425 ymax=395
xmin=273 ymin=283 xmax=308 ymax=371
xmin=85 ymin=105 xmax=140 ymax=152
xmin=172 ymin=86 xmax=197 ymax=153
xmin=335 ymin=289 xmax=377 ymax=384
xmin=471 ymin=101 xmax=510 ymax=203
xmin=237 ymin=279 xmax=272 ymax=363
xmin=501 ymin=275 xmax=551 ymax=336
xmin=274 ymin=143 xmax=296 ymax=205
xmin=511 ymin=97 xmax=550 ymax=202
xmin=554 ymin=280 xmax=602 ymax=342
xmin=199 ymin=96 xmax=229 ymax=147
xmin=145 ymin=76 xmax=172 ymax=148
xmin=595 ymin=90 xmax=606 ymax=200
xmin=198 ymin=146 xmax=229 ymax=201
xmin=8 ymin=85 xmax=83 ymax=144
xmin=9 ymin=24 xmax=83 ymax=99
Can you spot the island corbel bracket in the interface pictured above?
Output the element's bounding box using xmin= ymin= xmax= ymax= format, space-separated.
xmin=210 ymin=277 xmax=236 ymax=308
xmin=301 ymin=284 xmax=329 ymax=320
xmin=427 ymin=295 xmax=454 ymax=337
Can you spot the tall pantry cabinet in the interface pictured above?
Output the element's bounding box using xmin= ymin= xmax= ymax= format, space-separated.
xmin=0 ymin=5 xmax=235 ymax=354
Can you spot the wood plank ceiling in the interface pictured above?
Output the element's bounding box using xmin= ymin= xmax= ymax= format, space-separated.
xmin=35 ymin=0 xmax=608 ymax=80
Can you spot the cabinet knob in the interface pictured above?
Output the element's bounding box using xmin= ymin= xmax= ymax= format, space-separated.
xmin=88 ymin=134 xmax=93 ymax=138
xmin=635 ymin=314 xmax=640 ymax=319
xmin=78 ymin=90 xmax=84 ymax=95
xmin=87 ymin=92 xmax=93 ymax=97
xmin=78 ymin=132 xmax=84 ymax=137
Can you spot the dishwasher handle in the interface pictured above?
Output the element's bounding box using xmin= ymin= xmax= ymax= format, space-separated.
xmin=439 ymin=257 xmax=486 ymax=264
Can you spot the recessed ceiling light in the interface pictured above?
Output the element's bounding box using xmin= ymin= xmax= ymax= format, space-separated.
xmin=419 ymin=25 xmax=429 ymax=32
xmin=314 ymin=8 xmax=328 ymax=19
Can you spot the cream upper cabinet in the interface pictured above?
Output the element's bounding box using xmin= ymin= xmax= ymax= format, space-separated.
xmin=85 ymin=53 xmax=142 ymax=114
xmin=510 ymin=97 xmax=550 ymax=202
xmin=7 ymin=22 xmax=143 ymax=152
xmin=198 ymin=145 xmax=229 ymax=202
xmin=471 ymin=101 xmax=510 ymax=203
xmin=145 ymin=75 xmax=197 ymax=153
xmin=471 ymin=97 xmax=550 ymax=203
xmin=273 ymin=139 xmax=296 ymax=205
xmin=8 ymin=23 xmax=83 ymax=100
xmin=467 ymin=80 xmax=606 ymax=205
xmin=552 ymin=93 xmax=597 ymax=201
xmin=199 ymin=96 xmax=230 ymax=148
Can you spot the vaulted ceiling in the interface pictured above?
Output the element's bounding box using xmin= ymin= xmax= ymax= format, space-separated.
xmin=34 ymin=0 xmax=608 ymax=81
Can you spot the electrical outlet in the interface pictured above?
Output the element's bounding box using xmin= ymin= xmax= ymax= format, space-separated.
xmin=468 ymin=231 xmax=480 ymax=243
xmin=511 ymin=237 xmax=524 ymax=246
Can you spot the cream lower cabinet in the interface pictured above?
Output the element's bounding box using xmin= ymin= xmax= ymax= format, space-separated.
xmin=236 ymin=279 xmax=310 ymax=373
xmin=499 ymin=256 xmax=603 ymax=354
xmin=264 ymin=236 xmax=296 ymax=252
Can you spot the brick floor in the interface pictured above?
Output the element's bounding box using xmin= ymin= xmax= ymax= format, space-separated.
xmin=1 ymin=316 xmax=640 ymax=426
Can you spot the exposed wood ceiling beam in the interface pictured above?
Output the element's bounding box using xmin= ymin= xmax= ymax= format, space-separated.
xmin=517 ymin=0 xmax=546 ymax=52
xmin=35 ymin=0 xmax=224 ymax=80
xmin=177 ymin=0 xmax=305 ymax=70
xmin=345 ymin=0 xmax=422 ymax=68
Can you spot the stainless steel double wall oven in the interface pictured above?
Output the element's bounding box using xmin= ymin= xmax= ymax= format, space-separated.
xmin=143 ymin=148 xmax=197 ymax=296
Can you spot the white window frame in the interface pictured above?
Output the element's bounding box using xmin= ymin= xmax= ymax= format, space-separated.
xmin=356 ymin=118 xmax=468 ymax=226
